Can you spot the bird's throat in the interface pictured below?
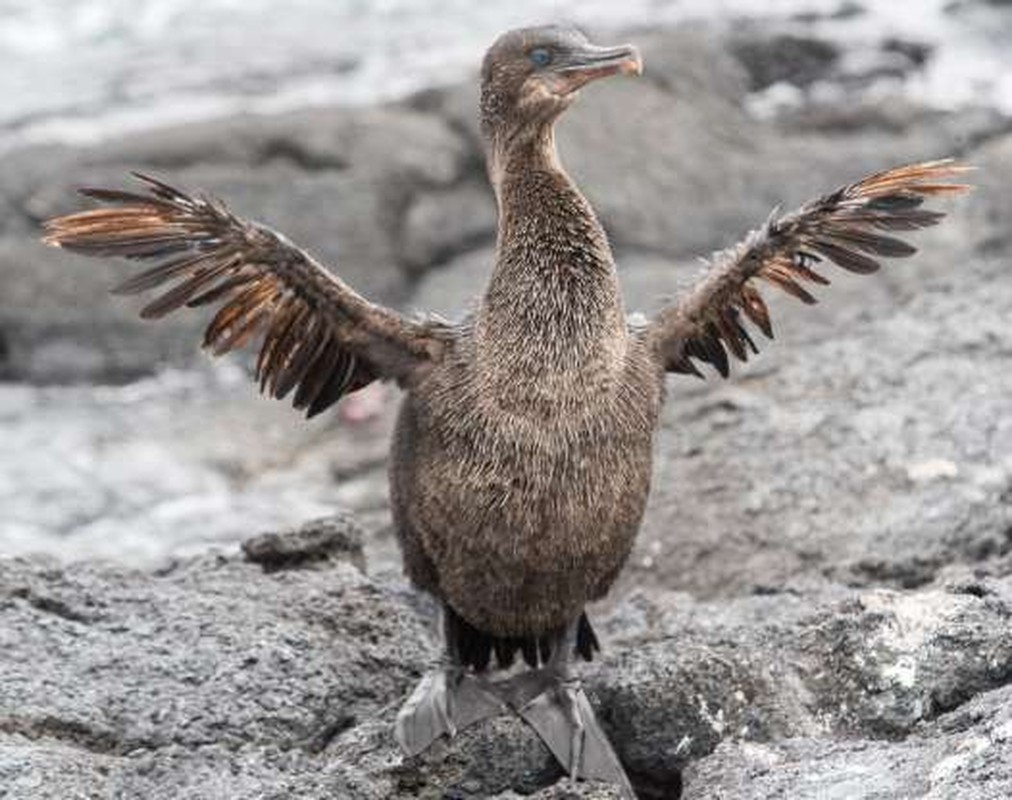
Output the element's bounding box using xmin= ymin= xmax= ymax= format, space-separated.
xmin=478 ymin=125 xmax=626 ymax=382
xmin=487 ymin=123 xmax=562 ymax=191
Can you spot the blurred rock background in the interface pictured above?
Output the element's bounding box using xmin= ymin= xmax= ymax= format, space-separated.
xmin=1 ymin=1 xmax=1011 ymax=798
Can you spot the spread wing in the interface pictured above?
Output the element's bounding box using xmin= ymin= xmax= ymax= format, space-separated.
xmin=42 ymin=173 xmax=452 ymax=417
xmin=642 ymin=160 xmax=972 ymax=378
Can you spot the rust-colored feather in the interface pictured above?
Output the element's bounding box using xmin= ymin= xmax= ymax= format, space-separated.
xmin=654 ymin=160 xmax=971 ymax=377
xmin=42 ymin=173 xmax=443 ymax=417
xmin=737 ymin=285 xmax=773 ymax=339
xmin=259 ymin=301 xmax=309 ymax=393
xmin=139 ymin=255 xmax=241 ymax=319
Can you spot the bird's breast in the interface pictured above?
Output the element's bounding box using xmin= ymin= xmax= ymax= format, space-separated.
xmin=404 ymin=331 xmax=663 ymax=516
xmin=392 ymin=340 xmax=662 ymax=634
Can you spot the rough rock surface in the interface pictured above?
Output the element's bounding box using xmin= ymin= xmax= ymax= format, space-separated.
xmin=2 ymin=534 xmax=1011 ymax=799
xmin=4 ymin=17 xmax=1012 ymax=800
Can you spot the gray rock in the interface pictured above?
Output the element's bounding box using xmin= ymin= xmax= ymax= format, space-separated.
xmin=0 ymin=236 xmax=212 ymax=382
xmin=0 ymin=548 xmax=434 ymax=798
xmin=407 ymin=247 xmax=490 ymax=320
xmin=771 ymin=98 xmax=1002 ymax=136
xmin=559 ymin=81 xmax=988 ymax=262
xmin=586 ymin=577 xmax=1012 ymax=796
xmin=682 ymin=684 xmax=1012 ymax=799
xmin=729 ymin=31 xmax=841 ymax=91
xmin=0 ymin=543 xmax=606 ymax=798
xmin=2 ymin=543 xmax=1011 ymax=799
xmin=959 ymin=131 xmax=1012 ymax=255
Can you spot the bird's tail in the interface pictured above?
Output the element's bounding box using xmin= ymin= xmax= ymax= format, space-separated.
xmin=445 ymin=605 xmax=599 ymax=672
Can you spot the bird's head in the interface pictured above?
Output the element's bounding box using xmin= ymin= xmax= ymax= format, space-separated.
xmin=479 ymin=25 xmax=642 ymax=159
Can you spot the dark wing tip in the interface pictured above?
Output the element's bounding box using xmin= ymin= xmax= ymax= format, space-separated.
xmin=129 ymin=171 xmax=193 ymax=204
xmin=77 ymin=186 xmax=169 ymax=206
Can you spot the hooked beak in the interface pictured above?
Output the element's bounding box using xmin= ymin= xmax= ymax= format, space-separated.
xmin=547 ymin=43 xmax=643 ymax=96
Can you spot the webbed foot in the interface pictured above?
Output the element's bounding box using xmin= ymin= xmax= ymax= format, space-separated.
xmin=498 ymin=668 xmax=635 ymax=799
xmin=395 ymin=667 xmax=507 ymax=756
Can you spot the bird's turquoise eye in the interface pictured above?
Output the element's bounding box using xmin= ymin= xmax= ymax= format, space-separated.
xmin=529 ymin=48 xmax=552 ymax=67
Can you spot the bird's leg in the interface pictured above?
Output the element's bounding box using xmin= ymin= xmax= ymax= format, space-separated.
xmin=498 ymin=620 xmax=636 ymax=799
xmin=395 ymin=611 xmax=506 ymax=757
xmin=546 ymin=620 xmax=586 ymax=775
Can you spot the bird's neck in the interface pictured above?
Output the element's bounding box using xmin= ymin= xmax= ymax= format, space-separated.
xmin=477 ymin=125 xmax=626 ymax=375
xmin=485 ymin=124 xmax=563 ymax=189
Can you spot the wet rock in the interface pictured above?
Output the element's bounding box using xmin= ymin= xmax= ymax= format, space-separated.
xmin=882 ymin=37 xmax=934 ymax=68
xmin=791 ymin=1 xmax=867 ymax=23
xmin=0 ymin=363 xmax=396 ymax=565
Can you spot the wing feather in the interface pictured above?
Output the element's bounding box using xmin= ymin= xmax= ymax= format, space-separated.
xmin=43 ymin=173 xmax=450 ymax=417
xmin=644 ymin=160 xmax=971 ymax=378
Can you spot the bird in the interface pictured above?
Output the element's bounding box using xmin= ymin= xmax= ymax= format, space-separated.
xmin=41 ymin=24 xmax=970 ymax=798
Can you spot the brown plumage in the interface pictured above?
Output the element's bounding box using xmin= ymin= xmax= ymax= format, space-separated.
xmin=44 ymin=174 xmax=450 ymax=418
xmin=646 ymin=160 xmax=972 ymax=378
xmin=41 ymin=24 xmax=970 ymax=792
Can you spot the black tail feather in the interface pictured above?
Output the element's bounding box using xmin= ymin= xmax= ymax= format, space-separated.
xmin=576 ymin=612 xmax=600 ymax=661
xmin=445 ymin=606 xmax=601 ymax=672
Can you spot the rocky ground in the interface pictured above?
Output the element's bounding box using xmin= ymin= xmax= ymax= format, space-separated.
xmin=2 ymin=521 xmax=1011 ymax=799
xmin=2 ymin=15 xmax=1012 ymax=800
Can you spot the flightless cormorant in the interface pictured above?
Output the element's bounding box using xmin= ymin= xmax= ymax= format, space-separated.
xmin=42 ymin=24 xmax=970 ymax=797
